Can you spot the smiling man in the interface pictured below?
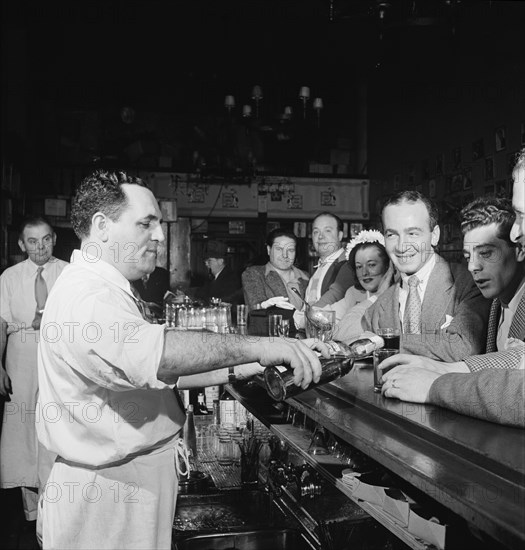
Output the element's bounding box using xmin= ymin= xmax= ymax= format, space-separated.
xmin=36 ymin=170 xmax=325 ymax=550
xmin=362 ymin=190 xmax=491 ymax=361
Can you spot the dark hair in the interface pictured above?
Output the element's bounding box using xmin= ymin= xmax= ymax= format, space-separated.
xmin=71 ymin=170 xmax=148 ymax=239
xmin=348 ymin=242 xmax=390 ymax=291
xmin=19 ymin=216 xmax=54 ymax=240
xmin=460 ymin=197 xmax=516 ymax=244
xmin=312 ymin=212 xmax=344 ymax=233
xmin=266 ymin=228 xmax=298 ymax=248
xmin=382 ymin=190 xmax=439 ymax=231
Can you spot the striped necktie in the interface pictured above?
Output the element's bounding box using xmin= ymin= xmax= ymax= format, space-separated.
xmin=32 ymin=267 xmax=48 ymax=330
xmin=403 ymin=275 xmax=422 ymax=334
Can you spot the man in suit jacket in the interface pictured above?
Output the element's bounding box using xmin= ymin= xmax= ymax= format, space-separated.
xmin=132 ymin=266 xmax=170 ymax=307
xmin=378 ymin=149 xmax=525 ymax=426
xmin=294 ymin=213 xmax=355 ymax=329
xmin=362 ymin=191 xmax=491 ymax=362
xmin=195 ymin=240 xmax=243 ymax=304
xmin=461 ymin=197 xmax=525 ymax=368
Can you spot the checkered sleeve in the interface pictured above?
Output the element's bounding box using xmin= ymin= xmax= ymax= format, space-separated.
xmin=465 ymin=346 xmax=525 ymax=372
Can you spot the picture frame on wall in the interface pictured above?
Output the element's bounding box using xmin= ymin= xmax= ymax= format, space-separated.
xmin=485 ymin=157 xmax=494 ymax=180
xmin=472 ymin=138 xmax=484 ymax=161
xmin=350 ymin=223 xmax=363 ymax=237
xmin=495 ymin=126 xmax=506 ymax=151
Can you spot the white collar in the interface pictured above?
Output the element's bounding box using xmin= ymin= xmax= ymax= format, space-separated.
xmin=71 ymin=249 xmax=135 ymax=298
xmin=314 ymin=247 xmax=343 ymax=268
xmin=400 ymin=253 xmax=436 ymax=287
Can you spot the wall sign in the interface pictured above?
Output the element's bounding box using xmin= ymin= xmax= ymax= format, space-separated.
xmin=287 ymin=194 xmax=303 ymax=209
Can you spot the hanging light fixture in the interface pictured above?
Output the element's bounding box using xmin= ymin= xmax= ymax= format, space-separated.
xmin=298 ymin=86 xmax=310 ymax=119
xmin=313 ymin=97 xmax=323 ymax=127
xmin=224 ymin=95 xmax=236 ymax=113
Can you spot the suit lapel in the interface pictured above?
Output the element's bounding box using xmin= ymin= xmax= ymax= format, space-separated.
xmin=509 ymin=292 xmax=525 ymax=341
xmin=421 ymin=256 xmax=454 ymax=329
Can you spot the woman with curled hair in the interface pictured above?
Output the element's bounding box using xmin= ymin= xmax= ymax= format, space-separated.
xmin=329 ymin=230 xmax=396 ymax=342
xmin=242 ymin=228 xmax=309 ymax=310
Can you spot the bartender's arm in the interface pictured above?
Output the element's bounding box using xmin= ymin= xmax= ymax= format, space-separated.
xmin=158 ymin=331 xmax=327 ymax=389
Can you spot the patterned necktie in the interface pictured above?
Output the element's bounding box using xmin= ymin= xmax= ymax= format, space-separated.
xmin=486 ymin=299 xmax=501 ymax=353
xmin=32 ymin=267 xmax=48 ymax=330
xmin=403 ymin=275 xmax=422 ymax=334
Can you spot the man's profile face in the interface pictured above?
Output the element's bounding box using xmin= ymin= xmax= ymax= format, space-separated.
xmin=311 ymin=215 xmax=343 ymax=259
xmin=463 ymin=222 xmax=524 ymax=302
xmin=511 ymin=166 xmax=525 ymax=248
xmin=18 ymin=223 xmax=56 ymax=266
xmin=107 ymin=184 xmax=165 ymax=281
xmin=204 ymin=257 xmax=223 ymax=277
xmin=383 ymin=199 xmax=440 ymax=276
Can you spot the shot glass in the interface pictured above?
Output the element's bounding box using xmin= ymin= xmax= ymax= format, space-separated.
xmin=278 ymin=318 xmax=290 ymax=337
xmin=373 ymin=348 xmax=399 ymax=392
xmin=268 ymin=314 xmax=283 ymax=337
xmin=376 ymin=328 xmax=401 ymax=350
xmin=236 ymin=304 xmax=248 ymax=326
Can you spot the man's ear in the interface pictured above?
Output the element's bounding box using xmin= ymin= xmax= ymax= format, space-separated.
xmin=515 ymin=243 xmax=525 ymax=263
xmin=338 ymin=230 xmax=344 ymax=244
xmin=431 ymin=225 xmax=441 ymax=247
xmin=91 ymin=212 xmax=110 ymax=242
xmin=18 ymin=238 xmax=26 ymax=254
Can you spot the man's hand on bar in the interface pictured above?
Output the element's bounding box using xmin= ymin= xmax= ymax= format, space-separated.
xmin=379 ymin=353 xmax=469 ymax=375
xmin=258 ymin=339 xmax=328 ymax=389
xmin=381 ymin=365 xmax=441 ymax=403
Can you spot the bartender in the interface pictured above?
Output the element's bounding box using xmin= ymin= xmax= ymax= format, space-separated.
xmin=36 ymin=170 xmax=325 ymax=550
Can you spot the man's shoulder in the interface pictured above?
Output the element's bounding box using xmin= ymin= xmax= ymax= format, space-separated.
xmin=1 ymin=260 xmax=27 ymax=279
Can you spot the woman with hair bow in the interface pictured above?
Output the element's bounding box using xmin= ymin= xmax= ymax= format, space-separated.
xmin=328 ymin=230 xmax=396 ymax=342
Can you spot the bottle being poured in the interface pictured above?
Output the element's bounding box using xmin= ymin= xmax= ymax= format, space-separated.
xmin=264 ymin=334 xmax=384 ymax=401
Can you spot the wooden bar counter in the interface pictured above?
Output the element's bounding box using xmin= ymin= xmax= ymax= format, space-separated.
xmin=228 ymin=361 xmax=525 ymax=550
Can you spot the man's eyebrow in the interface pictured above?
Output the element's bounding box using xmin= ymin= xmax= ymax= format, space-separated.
xmin=405 ymin=226 xmax=424 ymax=232
xmin=463 ymin=243 xmax=497 ymax=251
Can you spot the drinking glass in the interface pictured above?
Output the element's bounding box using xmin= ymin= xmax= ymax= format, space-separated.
xmin=269 ymin=314 xmax=283 ymax=337
xmin=376 ymin=328 xmax=401 ymax=350
xmin=278 ymin=318 xmax=290 ymax=337
xmin=236 ymin=304 xmax=248 ymax=326
xmin=305 ymin=308 xmax=335 ymax=342
xmin=373 ymin=348 xmax=399 ymax=392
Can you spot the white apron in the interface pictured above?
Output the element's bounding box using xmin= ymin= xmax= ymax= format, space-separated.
xmin=39 ymin=443 xmax=179 ymax=550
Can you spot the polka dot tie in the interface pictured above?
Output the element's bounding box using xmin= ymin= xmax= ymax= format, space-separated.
xmin=403 ymin=275 xmax=422 ymax=334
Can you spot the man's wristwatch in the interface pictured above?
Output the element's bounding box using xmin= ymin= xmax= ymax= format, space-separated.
xmin=228 ymin=366 xmax=237 ymax=384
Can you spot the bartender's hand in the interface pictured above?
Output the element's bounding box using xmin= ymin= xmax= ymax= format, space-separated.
xmin=0 ymin=368 xmax=12 ymax=398
xmin=381 ymin=365 xmax=441 ymax=403
xmin=257 ymin=339 xmax=329 ymax=389
xmin=260 ymin=296 xmax=295 ymax=310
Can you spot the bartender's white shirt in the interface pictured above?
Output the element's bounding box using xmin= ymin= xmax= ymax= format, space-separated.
xmin=36 ymin=249 xmax=185 ymax=467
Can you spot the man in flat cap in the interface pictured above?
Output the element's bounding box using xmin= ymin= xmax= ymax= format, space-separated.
xmin=196 ymin=240 xmax=243 ymax=304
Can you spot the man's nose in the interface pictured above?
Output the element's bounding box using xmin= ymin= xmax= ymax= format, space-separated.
xmin=510 ymin=221 xmax=521 ymax=243
xmin=468 ymin=255 xmax=481 ymax=273
xmin=152 ymin=224 xmax=165 ymax=242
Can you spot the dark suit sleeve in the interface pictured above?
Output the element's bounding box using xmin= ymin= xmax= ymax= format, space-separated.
xmin=402 ymin=267 xmax=491 ymax=362
xmin=314 ymin=262 xmax=355 ymax=307
xmin=428 ymin=367 xmax=525 ymax=427
xmin=242 ymin=267 xmax=268 ymax=307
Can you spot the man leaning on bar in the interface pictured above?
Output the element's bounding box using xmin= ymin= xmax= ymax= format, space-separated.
xmin=380 ymin=148 xmax=525 ymax=428
xmin=35 ymin=170 xmax=328 ymax=550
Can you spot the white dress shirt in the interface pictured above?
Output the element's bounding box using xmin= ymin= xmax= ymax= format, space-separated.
xmin=398 ymin=254 xmax=436 ymax=329
xmin=37 ymin=249 xmax=185 ymax=467
xmin=305 ymin=248 xmax=345 ymax=304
